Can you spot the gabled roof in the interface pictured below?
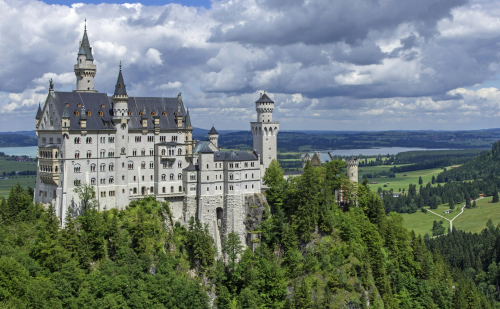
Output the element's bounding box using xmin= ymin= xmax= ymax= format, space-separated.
xmin=255 ymin=93 xmax=274 ymax=103
xmin=35 ymin=103 xmax=42 ymax=120
xmin=208 ymin=126 xmax=218 ymax=135
xmin=198 ymin=143 xmax=214 ymax=153
xmin=114 ymin=65 xmax=127 ymax=96
xmin=183 ymin=164 xmax=199 ymax=171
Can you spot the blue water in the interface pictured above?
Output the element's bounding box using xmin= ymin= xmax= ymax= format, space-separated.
xmin=324 ymin=147 xmax=452 ymax=157
xmin=0 ymin=146 xmax=453 ymax=159
xmin=0 ymin=146 xmax=38 ymax=157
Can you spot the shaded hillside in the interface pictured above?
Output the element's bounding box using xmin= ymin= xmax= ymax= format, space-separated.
xmin=0 ymin=134 xmax=37 ymax=147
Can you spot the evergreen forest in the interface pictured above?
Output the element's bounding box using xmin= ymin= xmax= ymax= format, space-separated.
xmin=0 ymin=158 xmax=499 ymax=308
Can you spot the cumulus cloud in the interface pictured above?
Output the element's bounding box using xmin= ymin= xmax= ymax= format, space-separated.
xmin=1 ymin=0 xmax=500 ymax=131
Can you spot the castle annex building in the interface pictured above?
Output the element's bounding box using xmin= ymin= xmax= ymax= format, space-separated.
xmin=34 ymin=26 xmax=279 ymax=251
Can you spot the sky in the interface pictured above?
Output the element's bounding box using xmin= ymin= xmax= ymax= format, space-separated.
xmin=1 ymin=0 xmax=500 ymax=132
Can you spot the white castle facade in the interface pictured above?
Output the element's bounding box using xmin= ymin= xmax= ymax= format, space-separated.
xmin=34 ymin=26 xmax=279 ymax=250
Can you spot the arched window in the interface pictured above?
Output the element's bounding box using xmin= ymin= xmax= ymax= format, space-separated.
xmin=178 ymin=161 xmax=182 ymax=168
xmin=171 ymin=186 xmax=174 ymax=193
xmin=178 ymin=173 xmax=182 ymax=180
xmin=91 ymin=164 xmax=96 ymax=172
xmin=229 ymin=174 xmax=233 ymax=180
xmin=100 ymin=163 xmax=106 ymax=172
xmin=109 ymin=177 xmax=114 ymax=184
xmin=91 ymin=178 xmax=96 ymax=185
xmin=141 ymin=162 xmax=146 ymax=169
xmin=141 ymin=149 xmax=145 ymax=156
xmin=190 ymin=173 xmax=196 ymax=180
xmin=132 ymin=149 xmax=137 ymax=156
xmin=150 ymin=162 xmax=154 ymax=169
xmin=75 ymin=151 xmax=80 ymax=159
xmin=74 ymin=137 xmax=80 ymax=144
xmin=162 ymin=174 xmax=166 ymax=181
xmin=121 ymin=147 xmax=126 ymax=154
xmin=230 ymin=185 xmax=234 ymax=191
xmin=74 ymin=165 xmax=81 ymax=173
xmin=133 ymin=188 xmax=137 ymax=194
xmin=109 ymin=164 xmax=114 ymax=171
xmin=150 ymin=149 xmax=154 ymax=156
xmin=128 ymin=162 xmax=134 ymax=170
xmin=74 ymin=179 xmax=81 ymax=186
xmin=161 ymin=149 xmax=166 ymax=156
xmin=108 ymin=150 xmax=114 ymax=157
xmin=170 ymin=174 xmax=174 ymax=180
xmin=86 ymin=137 xmax=92 ymax=144
xmin=177 ymin=148 xmax=182 ymax=155
xmin=86 ymin=150 xmax=92 ymax=158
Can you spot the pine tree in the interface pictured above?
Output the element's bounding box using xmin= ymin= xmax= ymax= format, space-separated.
xmin=419 ymin=176 xmax=423 ymax=185
xmin=492 ymin=190 xmax=499 ymax=203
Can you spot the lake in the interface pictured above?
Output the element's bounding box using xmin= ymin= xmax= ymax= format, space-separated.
xmin=323 ymin=147 xmax=452 ymax=157
xmin=0 ymin=146 xmax=452 ymax=159
xmin=0 ymin=146 xmax=38 ymax=157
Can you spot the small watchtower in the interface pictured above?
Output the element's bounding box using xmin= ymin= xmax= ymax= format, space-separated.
xmin=346 ymin=156 xmax=359 ymax=183
xmin=208 ymin=125 xmax=219 ymax=148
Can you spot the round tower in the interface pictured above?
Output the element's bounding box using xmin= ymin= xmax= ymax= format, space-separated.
xmin=208 ymin=125 xmax=219 ymax=148
xmin=74 ymin=21 xmax=97 ymax=92
xmin=346 ymin=156 xmax=359 ymax=183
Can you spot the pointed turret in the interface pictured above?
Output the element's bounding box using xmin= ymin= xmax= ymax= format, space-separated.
xmin=35 ymin=103 xmax=42 ymax=128
xmin=74 ymin=20 xmax=97 ymax=92
xmin=35 ymin=103 xmax=42 ymax=120
xmin=185 ymin=108 xmax=192 ymax=127
xmin=114 ymin=62 xmax=128 ymax=97
xmin=208 ymin=125 xmax=219 ymax=148
xmin=176 ymin=92 xmax=183 ymax=127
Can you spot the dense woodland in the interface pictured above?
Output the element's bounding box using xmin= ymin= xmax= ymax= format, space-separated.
xmin=380 ymin=142 xmax=500 ymax=215
xmin=1 ymin=158 xmax=498 ymax=308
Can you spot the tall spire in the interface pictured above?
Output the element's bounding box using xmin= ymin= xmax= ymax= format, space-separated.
xmin=35 ymin=103 xmax=42 ymax=120
xmin=185 ymin=108 xmax=192 ymax=127
xmin=80 ymin=20 xmax=93 ymax=61
xmin=114 ymin=61 xmax=127 ymax=96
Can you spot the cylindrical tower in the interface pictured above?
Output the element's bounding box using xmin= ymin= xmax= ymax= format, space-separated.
xmin=256 ymin=92 xmax=274 ymax=123
xmin=346 ymin=156 xmax=359 ymax=183
xmin=74 ymin=22 xmax=97 ymax=92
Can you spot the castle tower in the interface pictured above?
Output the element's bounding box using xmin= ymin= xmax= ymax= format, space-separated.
xmin=346 ymin=156 xmax=359 ymax=183
xmin=111 ymin=63 xmax=130 ymax=209
xmin=74 ymin=21 xmax=97 ymax=92
xmin=250 ymin=92 xmax=279 ymax=173
xmin=208 ymin=125 xmax=219 ymax=148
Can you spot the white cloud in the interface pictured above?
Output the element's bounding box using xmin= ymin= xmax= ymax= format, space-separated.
xmin=154 ymin=81 xmax=182 ymax=90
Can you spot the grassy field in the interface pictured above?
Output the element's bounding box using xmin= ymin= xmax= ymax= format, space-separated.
xmin=401 ymin=211 xmax=450 ymax=237
xmin=364 ymin=166 xmax=449 ymax=192
xmin=0 ymin=157 xmax=37 ymax=173
xmin=454 ymin=197 xmax=500 ymax=233
xmin=0 ymin=175 xmax=36 ymax=197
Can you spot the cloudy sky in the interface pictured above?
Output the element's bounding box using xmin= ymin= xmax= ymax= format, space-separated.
xmin=1 ymin=0 xmax=500 ymax=132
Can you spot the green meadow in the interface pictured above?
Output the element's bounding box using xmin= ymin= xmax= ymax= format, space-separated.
xmin=364 ymin=166 xmax=450 ymax=192
xmin=453 ymin=197 xmax=500 ymax=233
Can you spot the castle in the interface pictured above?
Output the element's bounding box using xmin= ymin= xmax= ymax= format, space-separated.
xmin=34 ymin=25 xmax=279 ymax=251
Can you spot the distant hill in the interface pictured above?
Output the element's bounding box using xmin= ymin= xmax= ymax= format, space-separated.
xmin=0 ymin=130 xmax=37 ymax=137
xmin=0 ymin=134 xmax=37 ymax=147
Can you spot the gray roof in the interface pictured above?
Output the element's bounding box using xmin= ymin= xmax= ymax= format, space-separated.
xmin=214 ymin=151 xmax=258 ymax=161
xmin=80 ymin=27 xmax=94 ymax=61
xmin=62 ymin=104 xmax=70 ymax=118
xmin=78 ymin=44 xmax=86 ymax=56
xmin=35 ymin=104 xmax=42 ymax=120
xmin=193 ymin=141 xmax=211 ymax=154
xmin=50 ymin=91 xmax=188 ymax=131
xmin=302 ymin=152 xmax=332 ymax=164
xmin=184 ymin=164 xmax=199 ymax=171
xmin=256 ymin=93 xmax=274 ymax=103
xmin=114 ymin=67 xmax=127 ymax=96
xmin=208 ymin=126 xmax=218 ymax=135
xmin=198 ymin=143 xmax=214 ymax=153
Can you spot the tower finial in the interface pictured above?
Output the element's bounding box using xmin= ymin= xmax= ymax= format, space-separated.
xmin=84 ymin=18 xmax=86 ymax=31
xmin=119 ymin=61 xmax=122 ymax=71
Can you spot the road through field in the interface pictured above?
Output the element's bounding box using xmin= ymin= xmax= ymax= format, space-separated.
xmin=427 ymin=197 xmax=483 ymax=236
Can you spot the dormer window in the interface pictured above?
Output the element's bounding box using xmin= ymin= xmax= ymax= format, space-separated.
xmin=77 ymin=103 xmax=81 ymax=107
xmin=139 ymin=111 xmax=143 ymax=116
xmin=152 ymin=111 xmax=156 ymax=116
xmin=99 ymin=111 xmax=104 ymax=116
xmin=75 ymin=111 xmax=79 ymax=116
xmin=101 ymin=104 xmax=105 ymax=108
xmin=162 ymin=111 xmax=166 ymax=117
xmin=128 ymin=111 xmax=132 ymax=116
xmin=87 ymin=110 xmax=91 ymax=117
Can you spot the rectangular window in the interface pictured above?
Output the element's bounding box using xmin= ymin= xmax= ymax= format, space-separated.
xmin=109 ymin=191 xmax=115 ymax=196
